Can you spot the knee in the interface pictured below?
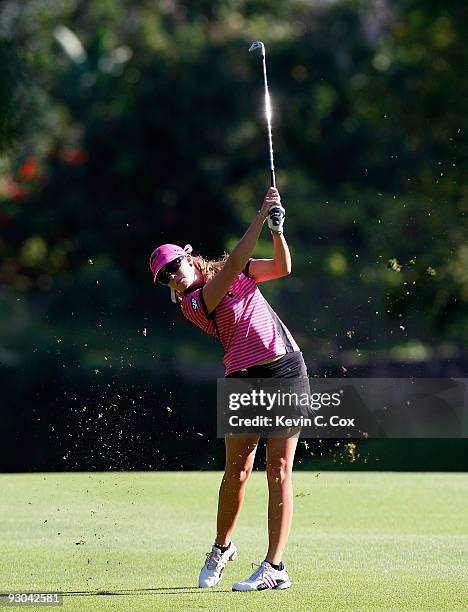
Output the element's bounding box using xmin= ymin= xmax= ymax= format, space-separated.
xmin=266 ymin=457 xmax=292 ymax=485
xmin=223 ymin=462 xmax=254 ymax=485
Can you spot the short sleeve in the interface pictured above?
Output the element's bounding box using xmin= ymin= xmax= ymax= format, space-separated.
xmin=180 ymin=288 xmax=217 ymax=336
xmin=243 ymin=258 xmax=253 ymax=278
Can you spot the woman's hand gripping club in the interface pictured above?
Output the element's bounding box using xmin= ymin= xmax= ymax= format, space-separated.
xmin=260 ymin=187 xmax=286 ymax=235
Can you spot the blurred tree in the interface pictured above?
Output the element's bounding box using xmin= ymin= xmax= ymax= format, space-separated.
xmin=0 ymin=0 xmax=467 ymax=471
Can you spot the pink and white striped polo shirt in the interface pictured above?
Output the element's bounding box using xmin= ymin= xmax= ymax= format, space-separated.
xmin=180 ymin=261 xmax=299 ymax=376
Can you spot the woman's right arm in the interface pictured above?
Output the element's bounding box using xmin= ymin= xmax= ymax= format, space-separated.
xmin=202 ymin=187 xmax=279 ymax=314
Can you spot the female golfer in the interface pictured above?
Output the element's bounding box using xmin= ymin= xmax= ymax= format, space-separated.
xmin=149 ymin=187 xmax=309 ymax=591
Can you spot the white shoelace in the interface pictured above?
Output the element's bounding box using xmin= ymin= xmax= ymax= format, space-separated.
xmin=206 ymin=549 xmax=227 ymax=571
xmin=249 ymin=561 xmax=271 ymax=581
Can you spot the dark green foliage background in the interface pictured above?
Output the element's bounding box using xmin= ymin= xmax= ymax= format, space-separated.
xmin=0 ymin=0 xmax=466 ymax=470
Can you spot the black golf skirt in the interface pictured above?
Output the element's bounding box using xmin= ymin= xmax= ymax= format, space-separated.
xmin=226 ymin=351 xmax=312 ymax=421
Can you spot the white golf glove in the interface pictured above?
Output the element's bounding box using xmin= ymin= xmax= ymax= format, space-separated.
xmin=268 ymin=204 xmax=286 ymax=234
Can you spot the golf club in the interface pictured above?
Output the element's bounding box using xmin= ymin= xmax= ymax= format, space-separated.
xmin=249 ymin=40 xmax=276 ymax=188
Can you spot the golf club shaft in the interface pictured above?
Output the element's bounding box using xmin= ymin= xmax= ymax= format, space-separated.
xmin=260 ymin=52 xmax=276 ymax=188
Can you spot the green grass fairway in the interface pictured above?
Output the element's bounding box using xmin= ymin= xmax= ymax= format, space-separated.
xmin=0 ymin=472 xmax=467 ymax=611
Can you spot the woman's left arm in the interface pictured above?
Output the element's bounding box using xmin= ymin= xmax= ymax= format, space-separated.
xmin=248 ymin=233 xmax=291 ymax=282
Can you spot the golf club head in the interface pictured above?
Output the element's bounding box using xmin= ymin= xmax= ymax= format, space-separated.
xmin=249 ymin=40 xmax=265 ymax=54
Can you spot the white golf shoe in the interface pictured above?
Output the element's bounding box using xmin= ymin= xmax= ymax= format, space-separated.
xmin=198 ymin=542 xmax=238 ymax=588
xmin=232 ymin=560 xmax=291 ymax=591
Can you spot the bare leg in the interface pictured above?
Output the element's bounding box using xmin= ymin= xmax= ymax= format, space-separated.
xmin=265 ymin=432 xmax=299 ymax=565
xmin=215 ymin=435 xmax=260 ymax=546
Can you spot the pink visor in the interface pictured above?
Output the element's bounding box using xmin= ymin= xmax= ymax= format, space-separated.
xmin=149 ymin=244 xmax=187 ymax=283
xmin=149 ymin=243 xmax=193 ymax=301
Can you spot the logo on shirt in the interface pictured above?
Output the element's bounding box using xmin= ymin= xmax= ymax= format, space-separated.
xmin=191 ymin=296 xmax=198 ymax=310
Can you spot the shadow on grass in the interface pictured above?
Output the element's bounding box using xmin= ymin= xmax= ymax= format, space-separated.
xmin=62 ymin=587 xmax=232 ymax=596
